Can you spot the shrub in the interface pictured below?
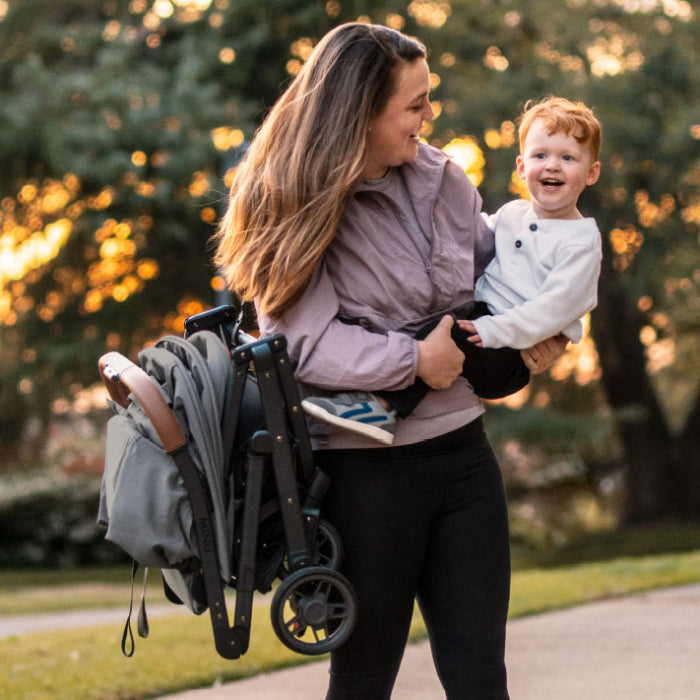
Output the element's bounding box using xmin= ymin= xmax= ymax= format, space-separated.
xmin=0 ymin=470 xmax=125 ymax=567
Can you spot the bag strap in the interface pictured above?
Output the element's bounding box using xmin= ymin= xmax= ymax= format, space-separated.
xmin=121 ymin=561 xmax=150 ymax=657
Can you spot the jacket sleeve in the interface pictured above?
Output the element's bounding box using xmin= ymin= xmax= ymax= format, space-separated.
xmin=258 ymin=260 xmax=419 ymax=392
xmin=473 ymin=239 xmax=601 ymax=349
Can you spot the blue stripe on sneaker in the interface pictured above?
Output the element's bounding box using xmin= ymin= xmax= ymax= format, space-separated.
xmin=340 ymin=403 xmax=374 ymax=420
xmin=336 ymin=401 xmax=392 ymax=427
xmin=339 ymin=403 xmax=391 ymax=425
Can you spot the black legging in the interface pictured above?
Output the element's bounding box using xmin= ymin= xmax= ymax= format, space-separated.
xmin=314 ymin=418 xmax=511 ymax=700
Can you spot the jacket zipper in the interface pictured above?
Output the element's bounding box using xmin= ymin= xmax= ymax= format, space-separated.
xmin=425 ymin=259 xmax=437 ymax=309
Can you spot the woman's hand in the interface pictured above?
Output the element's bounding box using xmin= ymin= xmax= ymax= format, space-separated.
xmin=417 ymin=316 xmax=465 ymax=389
xmin=520 ymin=334 xmax=569 ymax=374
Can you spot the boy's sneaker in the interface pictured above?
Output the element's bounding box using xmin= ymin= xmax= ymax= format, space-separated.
xmin=302 ymin=392 xmax=397 ymax=445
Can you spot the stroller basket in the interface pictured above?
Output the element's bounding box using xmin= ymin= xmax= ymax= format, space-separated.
xmin=97 ymin=305 xmax=357 ymax=659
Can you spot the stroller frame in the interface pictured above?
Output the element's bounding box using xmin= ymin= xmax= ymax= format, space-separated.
xmin=99 ymin=305 xmax=356 ymax=660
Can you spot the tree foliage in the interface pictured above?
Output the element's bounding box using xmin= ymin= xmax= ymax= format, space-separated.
xmin=1 ymin=0 xmax=699 ymax=521
xmin=0 ymin=0 xmax=333 ymax=456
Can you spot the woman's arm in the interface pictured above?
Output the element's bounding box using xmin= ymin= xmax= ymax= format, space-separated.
xmin=260 ymin=261 xmax=466 ymax=393
xmin=259 ymin=261 xmax=418 ymax=392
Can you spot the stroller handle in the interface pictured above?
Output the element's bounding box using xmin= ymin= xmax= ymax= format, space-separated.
xmin=234 ymin=329 xmax=257 ymax=347
xmin=98 ymin=351 xmax=187 ymax=453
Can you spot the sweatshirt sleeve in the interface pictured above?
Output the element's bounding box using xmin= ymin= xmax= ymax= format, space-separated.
xmin=472 ymin=239 xmax=601 ymax=349
xmin=257 ymin=260 xmax=419 ymax=392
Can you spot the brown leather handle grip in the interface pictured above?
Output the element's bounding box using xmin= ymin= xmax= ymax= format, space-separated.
xmin=98 ymin=351 xmax=187 ymax=453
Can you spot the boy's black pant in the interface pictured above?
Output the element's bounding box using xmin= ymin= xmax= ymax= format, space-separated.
xmin=377 ymin=302 xmax=530 ymax=418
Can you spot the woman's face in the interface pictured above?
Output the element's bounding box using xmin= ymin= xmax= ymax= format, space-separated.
xmin=362 ymin=58 xmax=434 ymax=180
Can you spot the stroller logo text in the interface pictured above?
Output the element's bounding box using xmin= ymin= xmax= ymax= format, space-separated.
xmin=197 ymin=516 xmax=214 ymax=553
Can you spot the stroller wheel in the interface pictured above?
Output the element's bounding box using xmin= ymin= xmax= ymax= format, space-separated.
xmin=277 ymin=518 xmax=344 ymax=579
xmin=271 ymin=566 xmax=357 ymax=655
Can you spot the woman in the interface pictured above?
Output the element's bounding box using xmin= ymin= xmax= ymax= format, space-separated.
xmin=216 ymin=22 xmax=564 ymax=700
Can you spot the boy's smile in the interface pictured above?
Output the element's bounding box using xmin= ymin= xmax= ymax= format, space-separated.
xmin=516 ymin=118 xmax=600 ymax=220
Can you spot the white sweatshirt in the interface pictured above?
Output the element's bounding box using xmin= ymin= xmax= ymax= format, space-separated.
xmin=473 ymin=199 xmax=602 ymax=349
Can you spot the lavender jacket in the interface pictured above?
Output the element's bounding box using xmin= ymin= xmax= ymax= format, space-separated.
xmin=258 ymin=143 xmax=495 ymax=449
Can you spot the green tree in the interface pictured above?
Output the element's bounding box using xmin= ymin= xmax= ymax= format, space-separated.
xmin=1 ymin=0 xmax=699 ymax=527
xmin=0 ymin=0 xmax=334 ymax=462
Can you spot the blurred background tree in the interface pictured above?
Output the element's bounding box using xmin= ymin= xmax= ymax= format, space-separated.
xmin=0 ymin=0 xmax=698 ymax=529
xmin=0 ymin=0 xmax=334 ymax=458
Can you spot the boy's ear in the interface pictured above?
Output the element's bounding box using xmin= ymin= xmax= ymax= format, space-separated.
xmin=586 ymin=160 xmax=601 ymax=186
xmin=516 ymin=155 xmax=526 ymax=179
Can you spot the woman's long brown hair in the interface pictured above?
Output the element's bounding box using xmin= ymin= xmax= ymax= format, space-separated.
xmin=214 ymin=22 xmax=426 ymax=319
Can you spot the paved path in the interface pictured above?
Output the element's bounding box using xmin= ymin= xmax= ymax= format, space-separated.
xmin=160 ymin=584 xmax=700 ymax=700
xmin=3 ymin=584 xmax=699 ymax=699
xmin=0 ymin=603 xmax=189 ymax=637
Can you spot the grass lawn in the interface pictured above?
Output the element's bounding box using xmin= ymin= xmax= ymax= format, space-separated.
xmin=2 ymin=522 xmax=700 ymax=699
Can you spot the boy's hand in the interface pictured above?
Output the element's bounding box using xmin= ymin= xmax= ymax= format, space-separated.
xmin=456 ymin=319 xmax=483 ymax=347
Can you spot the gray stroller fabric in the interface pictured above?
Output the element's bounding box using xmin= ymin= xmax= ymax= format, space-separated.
xmin=98 ymin=331 xmax=234 ymax=610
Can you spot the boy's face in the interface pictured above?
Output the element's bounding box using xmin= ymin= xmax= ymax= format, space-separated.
xmin=516 ymin=118 xmax=600 ymax=219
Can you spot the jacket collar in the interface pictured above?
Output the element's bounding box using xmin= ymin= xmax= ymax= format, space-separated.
xmin=351 ymin=144 xmax=450 ymax=238
xmin=352 ymin=143 xmax=449 ymax=196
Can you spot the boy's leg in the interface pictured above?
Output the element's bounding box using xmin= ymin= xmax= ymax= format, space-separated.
xmin=381 ymin=307 xmax=529 ymax=409
xmin=452 ymin=305 xmax=530 ymax=400
xmin=302 ymin=392 xmax=397 ymax=444
xmin=375 ymin=381 xmax=429 ymax=419
xmin=305 ymin=304 xmax=529 ymax=434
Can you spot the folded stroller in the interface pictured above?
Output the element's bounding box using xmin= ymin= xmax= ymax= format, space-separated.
xmin=97 ymin=305 xmax=357 ymax=659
